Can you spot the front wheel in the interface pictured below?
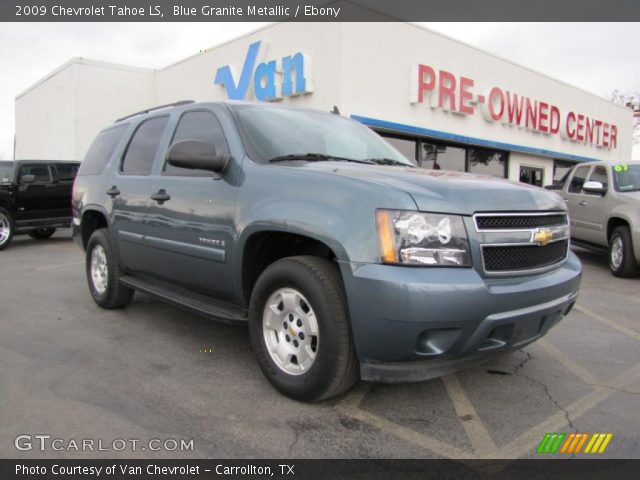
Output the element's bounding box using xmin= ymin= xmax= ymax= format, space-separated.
xmin=29 ymin=228 xmax=56 ymax=240
xmin=249 ymin=256 xmax=359 ymax=402
xmin=86 ymin=228 xmax=134 ymax=308
xmin=609 ymin=226 xmax=638 ymax=278
xmin=0 ymin=207 xmax=14 ymax=251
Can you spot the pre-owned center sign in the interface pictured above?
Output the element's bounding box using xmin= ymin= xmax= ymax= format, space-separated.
xmin=410 ymin=64 xmax=618 ymax=149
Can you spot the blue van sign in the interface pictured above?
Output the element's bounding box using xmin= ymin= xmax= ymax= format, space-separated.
xmin=214 ymin=41 xmax=313 ymax=101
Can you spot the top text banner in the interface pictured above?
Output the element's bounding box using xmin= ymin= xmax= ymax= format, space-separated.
xmin=3 ymin=0 xmax=640 ymax=21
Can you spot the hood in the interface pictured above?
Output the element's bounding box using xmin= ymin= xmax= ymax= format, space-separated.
xmin=295 ymin=162 xmax=566 ymax=215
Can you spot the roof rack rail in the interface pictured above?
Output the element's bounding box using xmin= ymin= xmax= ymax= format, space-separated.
xmin=115 ymin=100 xmax=195 ymax=122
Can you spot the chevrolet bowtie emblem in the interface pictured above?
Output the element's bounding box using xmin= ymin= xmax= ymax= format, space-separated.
xmin=533 ymin=228 xmax=553 ymax=246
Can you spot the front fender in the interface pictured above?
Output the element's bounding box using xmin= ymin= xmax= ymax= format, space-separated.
xmin=232 ymin=160 xmax=417 ymax=299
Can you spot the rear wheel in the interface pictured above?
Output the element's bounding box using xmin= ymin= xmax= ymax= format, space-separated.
xmin=249 ymin=256 xmax=359 ymax=402
xmin=0 ymin=207 xmax=14 ymax=251
xmin=28 ymin=228 xmax=56 ymax=240
xmin=86 ymin=228 xmax=134 ymax=308
xmin=609 ymin=226 xmax=638 ymax=278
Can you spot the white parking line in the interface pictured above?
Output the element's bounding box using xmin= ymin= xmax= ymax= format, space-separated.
xmin=442 ymin=374 xmax=498 ymax=457
xmin=494 ymin=363 xmax=640 ymax=459
xmin=538 ymin=339 xmax=600 ymax=385
xmin=575 ymin=304 xmax=640 ymax=342
xmin=340 ymin=400 xmax=471 ymax=459
xmin=35 ymin=261 xmax=83 ymax=271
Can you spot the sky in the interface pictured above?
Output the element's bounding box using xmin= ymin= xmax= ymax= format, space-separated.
xmin=0 ymin=22 xmax=638 ymax=160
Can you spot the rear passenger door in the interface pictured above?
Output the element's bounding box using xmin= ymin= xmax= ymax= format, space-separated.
xmin=145 ymin=108 xmax=237 ymax=298
xmin=110 ymin=115 xmax=170 ymax=274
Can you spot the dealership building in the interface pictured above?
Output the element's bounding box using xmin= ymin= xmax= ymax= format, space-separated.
xmin=15 ymin=22 xmax=633 ymax=186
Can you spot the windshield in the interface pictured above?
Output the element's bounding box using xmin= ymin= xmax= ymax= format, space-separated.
xmin=0 ymin=162 xmax=13 ymax=184
xmin=233 ymin=105 xmax=415 ymax=166
xmin=613 ymin=164 xmax=640 ymax=192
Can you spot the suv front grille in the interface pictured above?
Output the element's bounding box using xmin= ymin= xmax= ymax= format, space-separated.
xmin=475 ymin=214 xmax=567 ymax=230
xmin=482 ymin=240 xmax=569 ymax=273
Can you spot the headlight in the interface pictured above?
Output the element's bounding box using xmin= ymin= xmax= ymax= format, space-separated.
xmin=376 ymin=210 xmax=471 ymax=266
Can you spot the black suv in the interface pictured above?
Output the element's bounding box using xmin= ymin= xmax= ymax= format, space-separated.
xmin=0 ymin=160 xmax=80 ymax=250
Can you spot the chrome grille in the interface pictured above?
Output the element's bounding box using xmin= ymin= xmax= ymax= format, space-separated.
xmin=474 ymin=212 xmax=570 ymax=274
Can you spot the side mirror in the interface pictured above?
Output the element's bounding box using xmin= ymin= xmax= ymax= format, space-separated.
xmin=20 ymin=174 xmax=36 ymax=184
xmin=166 ymin=140 xmax=229 ymax=174
xmin=582 ymin=181 xmax=606 ymax=195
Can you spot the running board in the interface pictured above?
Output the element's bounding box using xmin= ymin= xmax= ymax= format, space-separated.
xmin=120 ymin=275 xmax=248 ymax=325
xmin=570 ymin=239 xmax=608 ymax=253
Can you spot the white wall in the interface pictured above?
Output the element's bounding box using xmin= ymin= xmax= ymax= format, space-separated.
xmin=15 ymin=62 xmax=79 ymax=160
xmin=15 ymin=59 xmax=154 ymax=160
xmin=14 ymin=23 xmax=634 ymax=165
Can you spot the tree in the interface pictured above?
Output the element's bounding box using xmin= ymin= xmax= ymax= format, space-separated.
xmin=609 ymin=87 xmax=640 ymax=145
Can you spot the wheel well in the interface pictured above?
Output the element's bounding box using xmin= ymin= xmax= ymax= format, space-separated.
xmin=81 ymin=210 xmax=108 ymax=249
xmin=242 ymin=231 xmax=337 ymax=302
xmin=607 ymin=217 xmax=629 ymax=242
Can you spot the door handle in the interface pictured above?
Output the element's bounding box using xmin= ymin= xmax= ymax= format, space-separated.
xmin=579 ymin=200 xmax=587 ymax=206
xmin=106 ymin=186 xmax=120 ymax=197
xmin=150 ymin=189 xmax=171 ymax=205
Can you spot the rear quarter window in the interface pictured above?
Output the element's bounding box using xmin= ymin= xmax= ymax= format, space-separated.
xmin=78 ymin=125 xmax=128 ymax=176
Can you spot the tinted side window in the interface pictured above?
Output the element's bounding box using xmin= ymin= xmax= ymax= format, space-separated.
xmin=79 ymin=125 xmax=128 ymax=176
xmin=54 ymin=164 xmax=79 ymax=182
xmin=588 ymin=166 xmax=608 ymax=190
xmin=164 ymin=111 xmax=230 ymax=177
xmin=19 ymin=165 xmax=52 ymax=183
xmin=122 ymin=116 xmax=169 ymax=176
xmin=568 ymin=166 xmax=590 ymax=193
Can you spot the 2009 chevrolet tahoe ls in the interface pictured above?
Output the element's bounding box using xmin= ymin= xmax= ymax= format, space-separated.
xmin=72 ymin=101 xmax=581 ymax=401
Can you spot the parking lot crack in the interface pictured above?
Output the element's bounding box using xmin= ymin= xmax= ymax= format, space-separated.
xmin=512 ymin=351 xmax=577 ymax=432
xmin=513 ymin=351 xmax=533 ymax=375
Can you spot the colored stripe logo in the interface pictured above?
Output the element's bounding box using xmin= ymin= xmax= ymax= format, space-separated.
xmin=537 ymin=433 xmax=613 ymax=454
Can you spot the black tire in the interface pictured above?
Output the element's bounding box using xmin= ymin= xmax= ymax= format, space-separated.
xmin=28 ymin=228 xmax=56 ymax=240
xmin=0 ymin=206 xmax=14 ymax=251
xmin=86 ymin=228 xmax=134 ymax=309
xmin=249 ymin=256 xmax=359 ymax=402
xmin=609 ymin=226 xmax=638 ymax=278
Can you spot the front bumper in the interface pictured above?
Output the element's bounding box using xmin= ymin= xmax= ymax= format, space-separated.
xmin=339 ymin=251 xmax=581 ymax=382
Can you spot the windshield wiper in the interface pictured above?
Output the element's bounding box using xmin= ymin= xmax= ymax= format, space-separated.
xmin=365 ymin=158 xmax=412 ymax=166
xmin=268 ymin=153 xmax=374 ymax=164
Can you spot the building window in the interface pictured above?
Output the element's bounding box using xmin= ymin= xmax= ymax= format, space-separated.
xmin=420 ymin=142 xmax=466 ymax=172
xmin=519 ymin=165 xmax=544 ymax=187
xmin=378 ymin=131 xmax=509 ymax=178
xmin=467 ymin=147 xmax=508 ymax=178
xmin=382 ymin=136 xmax=418 ymax=163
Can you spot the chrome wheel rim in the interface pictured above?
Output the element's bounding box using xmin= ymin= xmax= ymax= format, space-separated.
xmin=90 ymin=245 xmax=108 ymax=294
xmin=0 ymin=213 xmax=9 ymax=245
xmin=611 ymin=236 xmax=623 ymax=269
xmin=262 ymin=287 xmax=319 ymax=376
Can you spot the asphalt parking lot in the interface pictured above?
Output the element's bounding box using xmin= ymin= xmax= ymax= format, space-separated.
xmin=1 ymin=231 xmax=638 ymax=459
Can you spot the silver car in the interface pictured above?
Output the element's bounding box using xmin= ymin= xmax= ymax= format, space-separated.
xmin=559 ymin=161 xmax=640 ymax=277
